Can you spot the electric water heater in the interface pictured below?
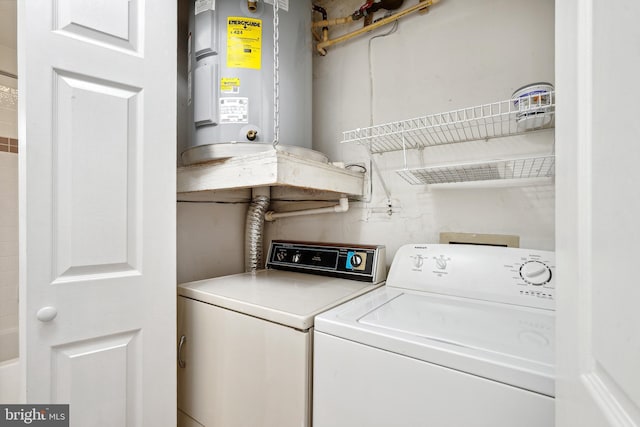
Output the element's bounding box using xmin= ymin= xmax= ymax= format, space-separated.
xmin=185 ymin=0 xmax=312 ymax=162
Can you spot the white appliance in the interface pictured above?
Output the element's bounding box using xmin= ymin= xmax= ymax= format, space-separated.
xmin=177 ymin=241 xmax=386 ymax=427
xmin=313 ymin=244 xmax=555 ymax=427
xmin=186 ymin=0 xmax=312 ymax=155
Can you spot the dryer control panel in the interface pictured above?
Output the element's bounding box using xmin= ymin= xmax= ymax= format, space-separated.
xmin=267 ymin=241 xmax=386 ymax=283
xmin=386 ymin=244 xmax=555 ymax=310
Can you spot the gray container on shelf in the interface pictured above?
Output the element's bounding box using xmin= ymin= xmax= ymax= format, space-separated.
xmin=512 ymin=82 xmax=555 ymax=130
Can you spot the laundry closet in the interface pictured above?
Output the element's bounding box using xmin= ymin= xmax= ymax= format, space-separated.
xmin=14 ymin=0 xmax=640 ymax=425
xmin=176 ymin=0 xmax=555 ymax=285
xmin=175 ymin=0 xmax=555 ymax=426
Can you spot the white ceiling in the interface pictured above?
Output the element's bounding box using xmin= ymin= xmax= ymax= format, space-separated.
xmin=0 ymin=0 xmax=17 ymax=51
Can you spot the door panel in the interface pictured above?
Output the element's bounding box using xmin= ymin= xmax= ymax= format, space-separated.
xmin=51 ymin=331 xmax=142 ymax=426
xmin=590 ymin=0 xmax=640 ymax=414
xmin=556 ymin=0 xmax=640 ymax=425
xmin=19 ymin=0 xmax=176 ymax=425
xmin=57 ymin=0 xmax=130 ymax=40
xmin=53 ymin=71 xmax=142 ymax=279
xmin=54 ymin=0 xmax=140 ymax=52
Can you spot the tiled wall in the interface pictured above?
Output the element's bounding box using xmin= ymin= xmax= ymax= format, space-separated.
xmin=0 ymin=150 xmax=18 ymax=362
xmin=0 ymin=137 xmax=17 ymax=153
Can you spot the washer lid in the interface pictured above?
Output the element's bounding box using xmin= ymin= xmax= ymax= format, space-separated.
xmin=178 ymin=269 xmax=383 ymax=331
xmin=315 ymin=287 xmax=555 ymax=397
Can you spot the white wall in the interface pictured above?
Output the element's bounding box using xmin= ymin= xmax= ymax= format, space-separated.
xmin=0 ymin=0 xmax=17 ymax=77
xmin=0 ymin=45 xmax=16 ymax=76
xmin=312 ymin=0 xmax=555 ymax=160
xmin=177 ymin=0 xmax=555 ymax=279
xmin=266 ymin=0 xmax=555 ymax=265
xmin=0 ymin=151 xmax=18 ymax=362
xmin=177 ymin=200 xmax=248 ymax=283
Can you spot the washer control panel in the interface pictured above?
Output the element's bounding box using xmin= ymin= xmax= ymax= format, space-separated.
xmin=266 ymin=241 xmax=386 ymax=283
xmin=386 ymin=244 xmax=555 ymax=310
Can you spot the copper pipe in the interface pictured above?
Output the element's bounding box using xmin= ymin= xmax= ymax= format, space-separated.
xmin=316 ymin=0 xmax=439 ymax=55
xmin=312 ymin=27 xmax=330 ymax=43
xmin=312 ymin=15 xmax=354 ymax=28
xmin=312 ymin=27 xmax=322 ymax=42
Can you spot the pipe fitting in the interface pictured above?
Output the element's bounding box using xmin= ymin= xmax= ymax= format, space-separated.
xmin=265 ymin=196 xmax=349 ymax=221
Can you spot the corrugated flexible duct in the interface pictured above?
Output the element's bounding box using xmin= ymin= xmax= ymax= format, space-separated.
xmin=245 ymin=187 xmax=271 ymax=272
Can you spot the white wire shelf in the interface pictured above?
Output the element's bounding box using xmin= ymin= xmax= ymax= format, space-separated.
xmin=342 ymin=92 xmax=555 ymax=153
xmin=396 ymin=155 xmax=556 ymax=186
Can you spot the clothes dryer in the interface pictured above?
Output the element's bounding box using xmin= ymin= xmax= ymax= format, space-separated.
xmin=177 ymin=241 xmax=386 ymax=427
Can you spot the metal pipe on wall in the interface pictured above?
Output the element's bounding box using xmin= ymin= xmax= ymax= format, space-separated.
xmin=265 ymin=196 xmax=349 ymax=221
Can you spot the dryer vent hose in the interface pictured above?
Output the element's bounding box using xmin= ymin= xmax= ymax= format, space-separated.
xmin=244 ymin=194 xmax=270 ymax=272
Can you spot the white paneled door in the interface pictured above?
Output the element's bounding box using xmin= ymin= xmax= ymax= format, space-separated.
xmin=556 ymin=0 xmax=640 ymax=426
xmin=18 ymin=1 xmax=176 ymax=426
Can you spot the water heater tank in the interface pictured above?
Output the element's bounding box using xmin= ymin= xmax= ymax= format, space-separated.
xmin=184 ymin=0 xmax=314 ymax=164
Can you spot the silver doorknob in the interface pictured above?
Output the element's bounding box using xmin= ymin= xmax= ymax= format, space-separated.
xmin=37 ymin=306 xmax=57 ymax=322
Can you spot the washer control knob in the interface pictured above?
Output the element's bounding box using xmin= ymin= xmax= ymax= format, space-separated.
xmin=435 ymin=258 xmax=447 ymax=270
xmin=292 ymin=253 xmax=301 ymax=263
xmin=412 ymin=255 xmax=424 ymax=269
xmin=520 ymin=261 xmax=552 ymax=285
xmin=276 ymin=251 xmax=286 ymax=261
xmin=350 ymin=254 xmax=363 ymax=268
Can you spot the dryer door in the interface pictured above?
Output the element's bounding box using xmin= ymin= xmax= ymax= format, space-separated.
xmin=177 ymin=297 xmax=312 ymax=427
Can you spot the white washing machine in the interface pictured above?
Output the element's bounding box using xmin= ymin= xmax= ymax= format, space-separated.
xmin=177 ymin=241 xmax=386 ymax=427
xmin=313 ymin=244 xmax=555 ymax=427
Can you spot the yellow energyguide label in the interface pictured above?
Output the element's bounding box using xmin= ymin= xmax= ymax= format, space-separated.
xmin=221 ymin=77 xmax=241 ymax=94
xmin=227 ymin=17 xmax=262 ymax=69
